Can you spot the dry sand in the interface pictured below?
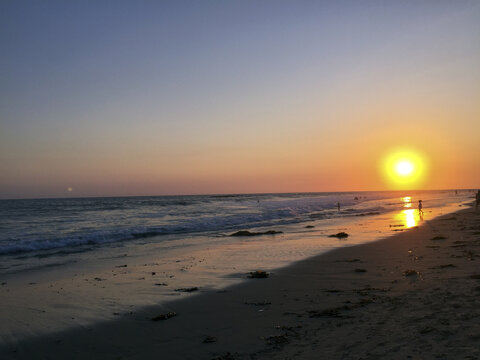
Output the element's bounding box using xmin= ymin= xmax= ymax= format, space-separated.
xmin=1 ymin=207 xmax=479 ymax=359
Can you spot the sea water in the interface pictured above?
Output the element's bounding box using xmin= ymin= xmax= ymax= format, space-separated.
xmin=0 ymin=190 xmax=473 ymax=273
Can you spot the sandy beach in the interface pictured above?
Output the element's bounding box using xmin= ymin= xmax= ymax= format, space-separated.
xmin=1 ymin=204 xmax=478 ymax=359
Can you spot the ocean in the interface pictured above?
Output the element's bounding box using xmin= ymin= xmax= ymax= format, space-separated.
xmin=0 ymin=190 xmax=472 ymax=271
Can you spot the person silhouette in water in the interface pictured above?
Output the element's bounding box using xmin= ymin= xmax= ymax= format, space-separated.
xmin=418 ymin=200 xmax=424 ymax=216
xmin=476 ymin=190 xmax=480 ymax=211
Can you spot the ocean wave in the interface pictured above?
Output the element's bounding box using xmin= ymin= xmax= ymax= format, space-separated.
xmin=1 ymin=191 xmax=458 ymax=257
xmin=0 ymin=206 xmax=384 ymax=256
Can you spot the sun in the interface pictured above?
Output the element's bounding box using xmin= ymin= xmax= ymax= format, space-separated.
xmin=395 ymin=161 xmax=414 ymax=176
xmin=380 ymin=148 xmax=428 ymax=189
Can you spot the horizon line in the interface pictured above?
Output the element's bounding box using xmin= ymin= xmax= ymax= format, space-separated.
xmin=0 ymin=188 xmax=475 ymax=201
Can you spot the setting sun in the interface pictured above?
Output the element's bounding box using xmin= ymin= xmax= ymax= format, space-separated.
xmin=395 ymin=161 xmax=414 ymax=176
xmin=381 ymin=148 xmax=428 ymax=189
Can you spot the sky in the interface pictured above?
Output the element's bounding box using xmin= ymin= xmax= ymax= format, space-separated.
xmin=1 ymin=0 xmax=479 ymax=198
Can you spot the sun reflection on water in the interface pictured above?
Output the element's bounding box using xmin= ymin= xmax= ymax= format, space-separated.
xmin=402 ymin=196 xmax=412 ymax=208
xmin=403 ymin=209 xmax=416 ymax=228
xmin=395 ymin=196 xmax=418 ymax=228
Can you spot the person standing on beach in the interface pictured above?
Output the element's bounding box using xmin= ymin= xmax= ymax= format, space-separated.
xmin=418 ymin=200 xmax=424 ymax=216
xmin=476 ymin=190 xmax=480 ymax=210
xmin=337 ymin=202 xmax=340 ymax=211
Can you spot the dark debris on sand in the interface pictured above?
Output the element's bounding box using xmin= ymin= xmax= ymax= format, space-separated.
xmin=431 ymin=236 xmax=448 ymax=241
xmin=248 ymin=270 xmax=269 ymax=278
xmin=328 ymin=232 xmax=349 ymax=239
xmin=202 ymin=335 xmax=217 ymax=343
xmin=308 ymin=308 xmax=343 ymax=318
xmin=309 ymin=298 xmax=375 ymax=319
xmin=264 ymin=334 xmax=289 ymax=345
xmin=336 ymin=258 xmax=361 ymax=263
xmin=404 ymin=269 xmax=418 ymax=276
xmin=174 ymin=287 xmax=199 ymax=292
xmin=431 ymin=264 xmax=456 ymax=269
xmin=151 ymin=311 xmax=177 ymax=321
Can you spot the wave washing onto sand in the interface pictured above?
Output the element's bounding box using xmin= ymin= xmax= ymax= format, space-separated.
xmin=0 ymin=191 xmax=464 ymax=256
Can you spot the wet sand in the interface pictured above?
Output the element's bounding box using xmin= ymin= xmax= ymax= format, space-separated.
xmin=1 ymin=206 xmax=479 ymax=359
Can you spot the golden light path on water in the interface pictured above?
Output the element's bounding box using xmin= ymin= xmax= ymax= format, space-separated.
xmin=395 ymin=196 xmax=420 ymax=228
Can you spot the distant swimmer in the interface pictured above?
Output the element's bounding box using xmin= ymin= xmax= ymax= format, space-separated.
xmin=476 ymin=190 xmax=480 ymax=210
xmin=418 ymin=200 xmax=424 ymax=216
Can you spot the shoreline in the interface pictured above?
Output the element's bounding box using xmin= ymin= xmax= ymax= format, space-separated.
xmin=1 ymin=206 xmax=479 ymax=359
